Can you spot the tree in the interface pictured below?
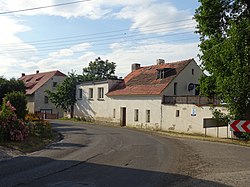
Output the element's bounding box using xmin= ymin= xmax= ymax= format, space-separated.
xmin=0 ymin=77 xmax=26 ymax=106
xmin=194 ymin=0 xmax=250 ymax=119
xmin=83 ymin=57 xmax=117 ymax=81
xmin=46 ymin=72 xmax=82 ymax=118
xmin=3 ymin=91 xmax=28 ymax=119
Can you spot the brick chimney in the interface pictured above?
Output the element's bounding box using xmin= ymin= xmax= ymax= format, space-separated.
xmin=21 ymin=73 xmax=25 ymax=77
xmin=156 ymin=59 xmax=165 ymax=65
xmin=131 ymin=63 xmax=141 ymax=72
xmin=36 ymin=70 xmax=39 ymax=74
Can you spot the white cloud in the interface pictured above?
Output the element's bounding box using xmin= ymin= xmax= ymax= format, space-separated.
xmin=0 ymin=0 xmax=199 ymax=79
xmin=115 ymin=2 xmax=195 ymax=34
xmin=70 ymin=43 xmax=92 ymax=52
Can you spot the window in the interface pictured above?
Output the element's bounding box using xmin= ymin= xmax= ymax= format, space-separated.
xmin=44 ymin=96 xmax=49 ymax=104
xmin=134 ymin=109 xmax=139 ymax=122
xmin=113 ymin=109 xmax=116 ymax=118
xmin=146 ymin=110 xmax=150 ymax=123
xmin=98 ymin=87 xmax=104 ymax=99
xmin=53 ymin=82 xmax=57 ymax=87
xmin=192 ymin=69 xmax=194 ymax=75
xmin=174 ymin=82 xmax=177 ymax=95
xmin=79 ymin=88 xmax=83 ymax=99
xmin=176 ymin=110 xmax=180 ymax=117
xmin=157 ymin=68 xmax=176 ymax=79
xmin=89 ymin=88 xmax=93 ymax=99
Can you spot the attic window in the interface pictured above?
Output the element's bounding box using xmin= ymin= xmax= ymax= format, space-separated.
xmin=35 ymin=76 xmax=44 ymax=81
xmin=157 ymin=68 xmax=174 ymax=79
xmin=26 ymin=78 xmax=32 ymax=82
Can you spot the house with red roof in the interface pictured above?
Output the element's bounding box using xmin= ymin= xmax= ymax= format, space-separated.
xmin=75 ymin=58 xmax=205 ymax=126
xmin=19 ymin=70 xmax=66 ymax=119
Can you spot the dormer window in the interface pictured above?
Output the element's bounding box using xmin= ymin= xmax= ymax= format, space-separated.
xmin=157 ymin=68 xmax=176 ymax=79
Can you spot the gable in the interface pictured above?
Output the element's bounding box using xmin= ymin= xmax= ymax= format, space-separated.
xmin=19 ymin=70 xmax=66 ymax=95
xmin=107 ymin=59 xmax=193 ymax=96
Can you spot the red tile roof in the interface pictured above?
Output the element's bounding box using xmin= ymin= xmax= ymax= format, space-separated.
xmin=107 ymin=59 xmax=193 ymax=96
xmin=19 ymin=71 xmax=66 ymax=95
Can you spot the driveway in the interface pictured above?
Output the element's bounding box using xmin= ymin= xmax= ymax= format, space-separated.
xmin=0 ymin=120 xmax=249 ymax=187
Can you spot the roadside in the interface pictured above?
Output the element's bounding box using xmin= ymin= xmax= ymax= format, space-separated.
xmin=1 ymin=118 xmax=249 ymax=162
xmin=0 ymin=130 xmax=62 ymax=162
xmin=58 ymin=118 xmax=250 ymax=147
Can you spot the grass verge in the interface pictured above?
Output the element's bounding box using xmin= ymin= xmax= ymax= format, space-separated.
xmin=0 ymin=130 xmax=61 ymax=154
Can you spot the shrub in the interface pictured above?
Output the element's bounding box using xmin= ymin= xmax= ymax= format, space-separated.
xmin=25 ymin=113 xmax=41 ymax=121
xmin=26 ymin=120 xmax=52 ymax=138
xmin=3 ymin=91 xmax=28 ymax=119
xmin=0 ymin=101 xmax=29 ymax=142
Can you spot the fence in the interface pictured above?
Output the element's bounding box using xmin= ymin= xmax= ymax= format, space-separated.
xmin=162 ymin=95 xmax=219 ymax=106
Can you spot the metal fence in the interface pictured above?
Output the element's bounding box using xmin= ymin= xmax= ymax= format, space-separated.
xmin=162 ymin=95 xmax=219 ymax=105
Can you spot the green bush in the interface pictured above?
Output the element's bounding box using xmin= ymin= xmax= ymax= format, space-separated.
xmin=0 ymin=101 xmax=29 ymax=142
xmin=3 ymin=91 xmax=28 ymax=119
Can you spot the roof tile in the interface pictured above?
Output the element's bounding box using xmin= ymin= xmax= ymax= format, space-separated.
xmin=107 ymin=59 xmax=193 ymax=96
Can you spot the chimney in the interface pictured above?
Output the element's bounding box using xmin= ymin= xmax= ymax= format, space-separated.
xmin=36 ymin=70 xmax=39 ymax=74
xmin=156 ymin=59 xmax=165 ymax=65
xmin=21 ymin=73 xmax=25 ymax=77
xmin=131 ymin=63 xmax=141 ymax=72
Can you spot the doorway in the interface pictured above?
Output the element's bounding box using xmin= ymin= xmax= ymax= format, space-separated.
xmin=120 ymin=107 xmax=126 ymax=126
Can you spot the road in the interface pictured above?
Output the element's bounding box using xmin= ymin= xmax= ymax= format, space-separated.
xmin=0 ymin=120 xmax=250 ymax=187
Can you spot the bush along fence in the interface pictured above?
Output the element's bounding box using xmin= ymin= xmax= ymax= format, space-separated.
xmin=0 ymin=101 xmax=52 ymax=142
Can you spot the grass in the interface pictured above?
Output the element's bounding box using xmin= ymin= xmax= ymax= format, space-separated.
xmin=0 ymin=130 xmax=61 ymax=154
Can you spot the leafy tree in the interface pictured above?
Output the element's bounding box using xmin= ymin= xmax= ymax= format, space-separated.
xmin=46 ymin=72 xmax=82 ymax=118
xmin=83 ymin=57 xmax=117 ymax=81
xmin=0 ymin=77 xmax=26 ymax=105
xmin=194 ymin=0 xmax=250 ymax=119
xmin=3 ymin=91 xmax=28 ymax=119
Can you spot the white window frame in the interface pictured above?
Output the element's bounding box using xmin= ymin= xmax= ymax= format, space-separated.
xmin=89 ymin=88 xmax=94 ymax=99
xmin=98 ymin=87 xmax=104 ymax=99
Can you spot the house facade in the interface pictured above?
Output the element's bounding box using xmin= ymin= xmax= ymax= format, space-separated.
xmin=19 ymin=70 xmax=66 ymax=119
xmin=74 ymin=59 xmax=229 ymax=137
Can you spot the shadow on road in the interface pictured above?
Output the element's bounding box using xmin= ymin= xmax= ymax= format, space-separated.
xmin=0 ymin=155 xmax=231 ymax=187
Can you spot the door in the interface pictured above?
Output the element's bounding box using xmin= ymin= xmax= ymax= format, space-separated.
xmin=120 ymin=107 xmax=126 ymax=126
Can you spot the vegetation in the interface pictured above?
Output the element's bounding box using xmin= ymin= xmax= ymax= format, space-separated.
xmin=194 ymin=0 xmax=250 ymax=120
xmin=47 ymin=57 xmax=117 ymax=118
xmin=83 ymin=57 xmax=117 ymax=81
xmin=3 ymin=91 xmax=28 ymax=119
xmin=46 ymin=72 xmax=82 ymax=118
xmin=0 ymin=77 xmax=26 ymax=105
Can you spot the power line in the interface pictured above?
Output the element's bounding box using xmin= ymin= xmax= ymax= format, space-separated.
xmin=0 ymin=18 xmax=195 ymax=47
xmin=1 ymin=25 xmax=196 ymax=50
xmin=0 ymin=0 xmax=91 ymax=15
xmin=1 ymin=36 xmax=198 ymax=56
xmin=1 ymin=30 xmax=197 ymax=54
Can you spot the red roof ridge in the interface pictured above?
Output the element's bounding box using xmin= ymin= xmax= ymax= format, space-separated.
xmin=19 ymin=70 xmax=66 ymax=95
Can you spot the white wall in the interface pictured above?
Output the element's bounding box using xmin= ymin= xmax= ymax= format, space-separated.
xmin=34 ymin=75 xmax=65 ymax=117
xmin=162 ymin=104 xmax=230 ymax=138
xmin=75 ymin=81 xmax=162 ymax=129
xmin=162 ymin=59 xmax=203 ymax=96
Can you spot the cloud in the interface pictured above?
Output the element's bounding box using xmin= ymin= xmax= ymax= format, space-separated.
xmin=70 ymin=43 xmax=92 ymax=52
xmin=115 ymin=2 xmax=195 ymax=34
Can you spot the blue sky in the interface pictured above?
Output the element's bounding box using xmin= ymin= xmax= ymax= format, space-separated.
xmin=0 ymin=0 xmax=201 ymax=79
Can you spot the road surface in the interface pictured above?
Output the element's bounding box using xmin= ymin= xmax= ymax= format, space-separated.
xmin=0 ymin=120 xmax=249 ymax=187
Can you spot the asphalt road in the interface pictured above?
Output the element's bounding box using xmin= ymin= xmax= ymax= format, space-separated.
xmin=0 ymin=120 xmax=249 ymax=187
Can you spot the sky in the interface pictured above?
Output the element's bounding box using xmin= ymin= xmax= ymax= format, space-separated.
xmin=0 ymin=0 xmax=201 ymax=79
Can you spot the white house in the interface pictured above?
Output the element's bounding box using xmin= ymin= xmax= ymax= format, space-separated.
xmin=19 ymin=70 xmax=66 ymax=119
xmin=75 ymin=59 xmax=229 ymax=137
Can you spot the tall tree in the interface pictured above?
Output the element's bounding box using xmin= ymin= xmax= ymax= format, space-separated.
xmin=194 ymin=0 xmax=250 ymax=119
xmin=46 ymin=72 xmax=82 ymax=118
xmin=0 ymin=77 xmax=26 ymax=106
xmin=83 ymin=57 xmax=117 ymax=81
